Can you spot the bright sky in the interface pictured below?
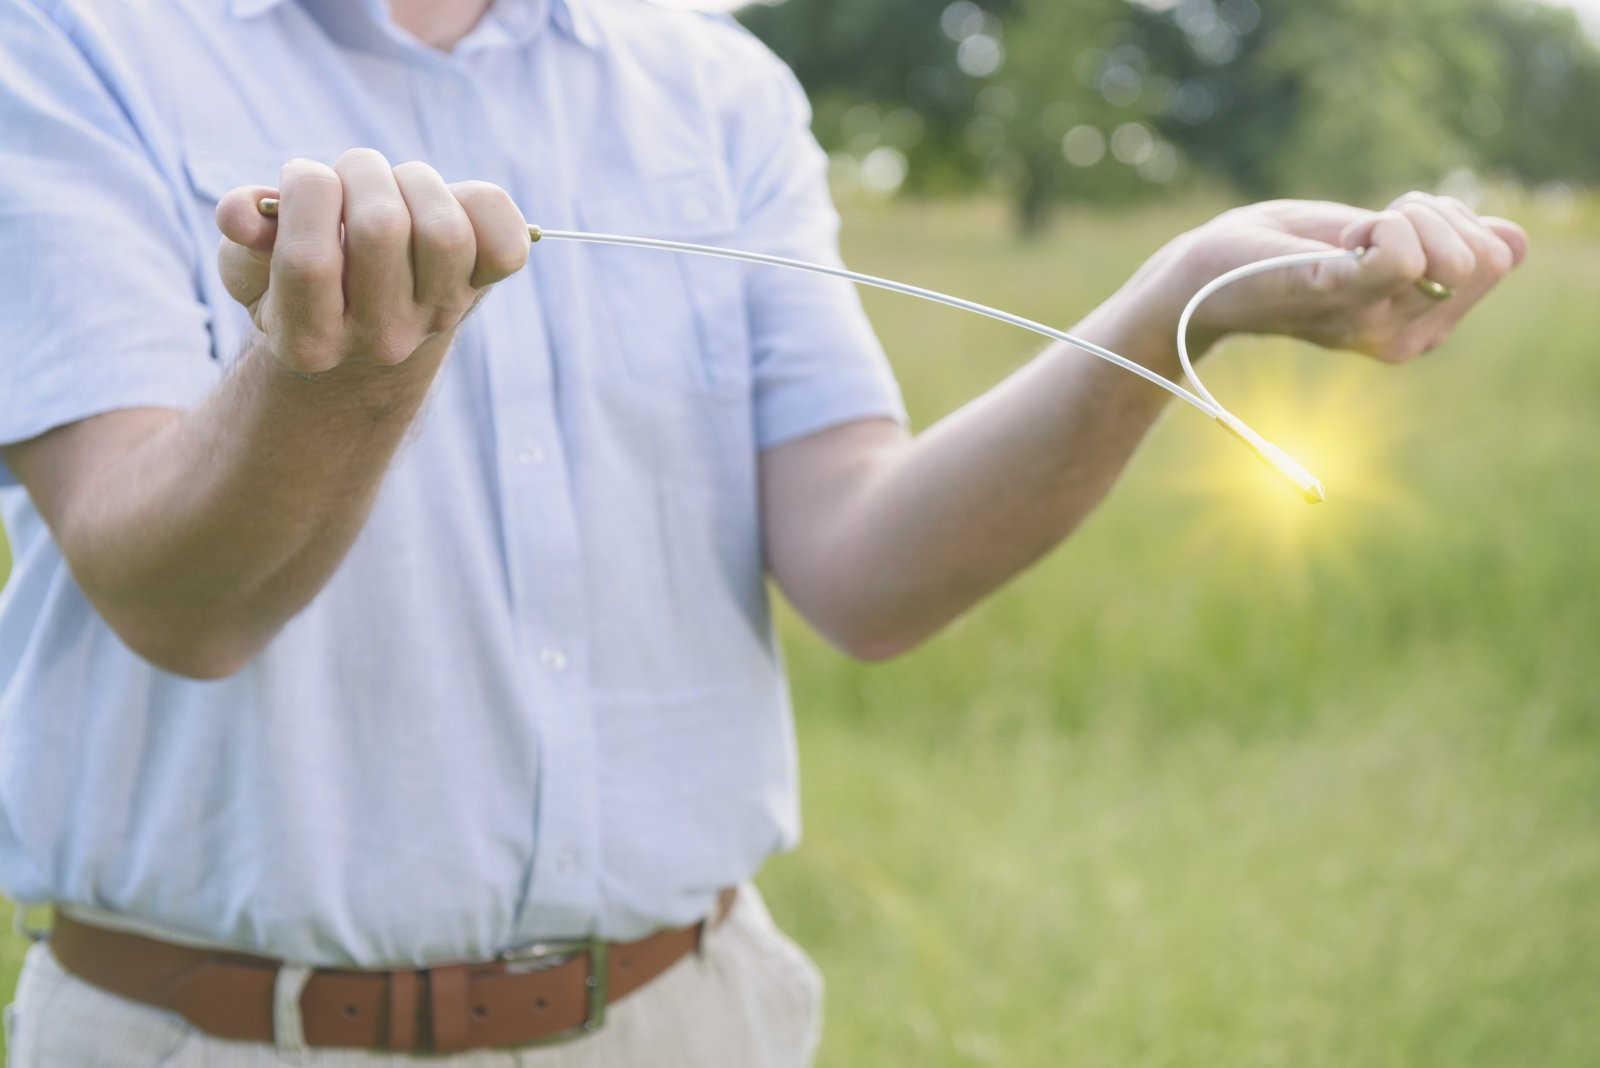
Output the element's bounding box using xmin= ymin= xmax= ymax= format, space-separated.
xmin=1541 ymin=0 xmax=1600 ymax=35
xmin=696 ymin=0 xmax=1600 ymax=36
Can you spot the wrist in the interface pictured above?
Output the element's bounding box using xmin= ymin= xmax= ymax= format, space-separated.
xmin=1074 ymin=233 xmax=1213 ymax=381
xmin=256 ymin=330 xmax=450 ymax=420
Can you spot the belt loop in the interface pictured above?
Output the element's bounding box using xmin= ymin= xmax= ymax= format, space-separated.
xmin=272 ymin=962 xmax=314 ymax=1062
xmin=426 ymin=964 xmax=471 ymax=1053
xmin=387 ymin=969 xmax=421 ymax=1050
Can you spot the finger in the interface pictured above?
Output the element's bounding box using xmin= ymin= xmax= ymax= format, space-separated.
xmin=1258 ymin=199 xmax=1378 ymax=246
xmin=334 ymin=148 xmax=413 ymax=348
xmin=1394 ymin=198 xmax=1477 ymax=288
xmin=449 ymin=180 xmax=530 ymax=289
xmin=393 ymin=161 xmax=476 ymax=315
xmin=1433 ymin=196 xmax=1515 ymax=278
xmin=269 ymin=158 xmax=345 ymax=371
xmin=1480 ymin=216 xmax=1530 ymax=268
xmin=1340 ymin=210 xmax=1428 ymax=294
xmin=216 ymin=184 xmax=279 ymax=253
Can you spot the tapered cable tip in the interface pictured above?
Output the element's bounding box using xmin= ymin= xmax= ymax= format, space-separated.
xmin=257 ymin=197 xmax=279 ymax=217
xmin=528 ymin=224 xmax=542 ymax=243
xmin=1216 ymin=412 xmax=1327 ymax=505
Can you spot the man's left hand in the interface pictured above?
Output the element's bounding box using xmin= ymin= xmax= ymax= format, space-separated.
xmin=1168 ymin=193 xmax=1529 ymax=365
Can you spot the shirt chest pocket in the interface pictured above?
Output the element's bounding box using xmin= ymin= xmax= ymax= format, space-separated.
xmin=575 ymin=171 xmax=749 ymax=398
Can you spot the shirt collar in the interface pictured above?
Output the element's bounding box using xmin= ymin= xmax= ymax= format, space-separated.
xmin=227 ymin=0 xmax=599 ymax=50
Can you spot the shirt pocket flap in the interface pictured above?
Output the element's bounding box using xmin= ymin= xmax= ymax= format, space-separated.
xmin=575 ymin=170 xmax=737 ymax=238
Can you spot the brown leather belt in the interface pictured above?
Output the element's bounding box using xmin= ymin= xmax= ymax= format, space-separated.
xmin=49 ymin=889 xmax=736 ymax=1053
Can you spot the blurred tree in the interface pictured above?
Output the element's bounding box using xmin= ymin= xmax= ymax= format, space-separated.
xmin=1144 ymin=0 xmax=1503 ymax=200
xmin=739 ymin=0 xmax=1600 ymax=229
xmin=980 ymin=0 xmax=1174 ymax=232
xmin=1472 ymin=0 xmax=1600 ymax=187
xmin=739 ymin=0 xmax=1020 ymax=194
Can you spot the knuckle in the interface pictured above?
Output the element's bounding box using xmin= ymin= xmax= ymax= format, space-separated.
xmin=456 ymin=180 xmax=519 ymax=219
xmin=279 ymin=158 xmax=340 ymax=194
xmin=1485 ymin=241 xmax=1514 ymax=278
xmin=274 ymin=240 xmax=340 ymax=283
xmin=483 ymin=238 xmax=529 ymax=277
xmin=1441 ymin=247 xmax=1477 ymax=281
xmin=415 ymin=209 xmax=475 ymax=258
xmin=336 ymin=146 xmax=389 ymax=171
xmin=347 ymin=202 xmax=412 ymax=244
xmin=1395 ymin=247 xmax=1428 ymax=282
xmin=392 ymin=159 xmax=439 ymax=183
xmin=1398 ymin=201 xmax=1432 ymax=224
xmin=370 ymin=329 xmax=415 ymax=366
xmin=277 ymin=335 xmax=339 ymax=374
xmin=452 ymin=178 xmax=500 ymax=202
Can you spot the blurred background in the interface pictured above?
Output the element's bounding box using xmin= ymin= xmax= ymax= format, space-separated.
xmin=2 ymin=0 xmax=1598 ymax=1065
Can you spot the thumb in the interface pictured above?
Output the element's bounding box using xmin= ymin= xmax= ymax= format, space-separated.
xmin=216 ymin=185 xmax=279 ymax=253
xmin=216 ymin=185 xmax=279 ymax=310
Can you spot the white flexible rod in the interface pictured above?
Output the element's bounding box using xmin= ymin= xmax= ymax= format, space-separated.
xmin=251 ymin=196 xmax=1345 ymax=502
xmin=532 ymin=227 xmax=1221 ymax=418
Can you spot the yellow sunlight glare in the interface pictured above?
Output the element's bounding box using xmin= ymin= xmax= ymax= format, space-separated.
xmin=1170 ymin=346 xmax=1423 ymax=578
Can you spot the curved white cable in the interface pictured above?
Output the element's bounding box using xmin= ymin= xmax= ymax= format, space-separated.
xmin=1176 ymin=247 xmax=1361 ymax=412
xmin=530 ymin=225 xmax=1346 ymax=502
xmin=1175 ymin=248 xmax=1362 ymax=502
xmin=533 ymin=228 xmax=1222 ymax=418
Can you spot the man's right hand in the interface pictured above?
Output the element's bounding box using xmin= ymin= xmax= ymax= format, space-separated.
xmin=215 ymin=148 xmax=530 ymax=375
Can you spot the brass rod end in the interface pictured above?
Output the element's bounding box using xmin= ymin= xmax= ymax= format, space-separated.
xmin=257 ymin=197 xmax=279 ymax=217
xmin=528 ymin=224 xmax=542 ymax=243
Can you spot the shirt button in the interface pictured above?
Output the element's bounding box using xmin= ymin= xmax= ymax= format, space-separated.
xmin=539 ymin=647 xmax=568 ymax=672
xmin=516 ymin=443 xmax=545 ymax=465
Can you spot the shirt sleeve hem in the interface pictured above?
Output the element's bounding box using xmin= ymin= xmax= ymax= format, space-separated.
xmin=0 ymin=366 xmax=218 ymax=488
xmin=755 ymin=380 xmax=910 ymax=452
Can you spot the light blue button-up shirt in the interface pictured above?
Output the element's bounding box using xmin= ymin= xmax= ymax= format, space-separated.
xmin=0 ymin=0 xmax=904 ymax=967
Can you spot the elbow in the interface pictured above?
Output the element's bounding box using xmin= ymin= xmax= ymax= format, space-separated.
xmin=109 ymin=614 xmax=262 ymax=681
xmin=840 ymin=636 xmax=917 ymax=663
xmin=827 ymin=620 xmax=925 ymax=664
xmin=128 ymin=631 xmax=257 ymax=681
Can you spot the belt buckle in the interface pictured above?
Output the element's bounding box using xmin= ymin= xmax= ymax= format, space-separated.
xmin=496 ymin=937 xmax=610 ymax=1035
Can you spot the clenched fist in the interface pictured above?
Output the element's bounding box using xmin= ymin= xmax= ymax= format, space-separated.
xmin=215 ymin=147 xmax=530 ymax=375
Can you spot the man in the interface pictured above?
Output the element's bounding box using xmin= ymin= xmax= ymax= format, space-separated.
xmin=0 ymin=0 xmax=1525 ymax=1063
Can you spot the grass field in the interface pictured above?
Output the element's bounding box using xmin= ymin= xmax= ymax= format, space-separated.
xmin=2 ymin=191 xmax=1598 ymax=1065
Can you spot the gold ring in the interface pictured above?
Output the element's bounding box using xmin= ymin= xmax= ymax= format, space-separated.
xmin=1414 ymin=277 xmax=1453 ymax=302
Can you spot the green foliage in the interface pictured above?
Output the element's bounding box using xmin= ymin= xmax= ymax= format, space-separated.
xmin=742 ymin=0 xmax=1600 ymax=231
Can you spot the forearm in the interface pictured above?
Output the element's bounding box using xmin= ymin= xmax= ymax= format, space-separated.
xmin=793 ymin=243 xmax=1200 ymax=658
xmin=54 ymin=332 xmax=451 ymax=675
